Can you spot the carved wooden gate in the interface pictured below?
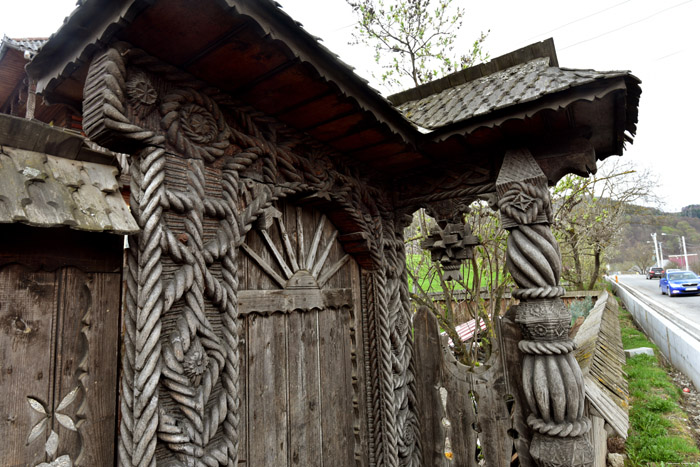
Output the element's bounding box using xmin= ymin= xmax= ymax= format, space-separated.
xmin=236 ymin=200 xmax=364 ymax=466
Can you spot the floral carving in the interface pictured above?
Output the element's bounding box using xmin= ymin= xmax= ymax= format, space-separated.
xmin=126 ymin=72 xmax=158 ymax=117
xmin=183 ymin=339 xmax=210 ymax=387
xmin=27 ymin=388 xmax=80 ymax=465
xmin=160 ymin=89 xmax=230 ymax=162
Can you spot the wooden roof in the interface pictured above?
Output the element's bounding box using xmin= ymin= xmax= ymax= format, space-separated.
xmin=25 ymin=0 xmax=641 ymax=189
xmin=0 ymin=113 xmax=138 ymax=234
xmin=0 ymin=37 xmax=46 ymax=110
xmin=574 ymin=291 xmax=629 ymax=438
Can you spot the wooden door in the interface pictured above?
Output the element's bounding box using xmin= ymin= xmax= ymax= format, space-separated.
xmin=237 ymin=201 xmax=366 ymax=466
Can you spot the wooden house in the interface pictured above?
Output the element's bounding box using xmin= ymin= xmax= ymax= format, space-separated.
xmin=0 ymin=0 xmax=640 ymax=465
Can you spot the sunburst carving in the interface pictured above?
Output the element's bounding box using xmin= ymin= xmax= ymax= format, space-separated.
xmin=242 ymin=207 xmax=350 ymax=290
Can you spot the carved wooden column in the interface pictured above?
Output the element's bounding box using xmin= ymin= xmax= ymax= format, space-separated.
xmin=496 ymin=149 xmax=593 ymax=467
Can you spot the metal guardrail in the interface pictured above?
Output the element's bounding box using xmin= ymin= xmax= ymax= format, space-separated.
xmin=609 ymin=278 xmax=700 ymax=390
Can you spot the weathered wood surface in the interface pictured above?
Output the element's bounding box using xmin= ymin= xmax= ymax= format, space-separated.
xmin=238 ymin=200 xmax=365 ymax=466
xmin=413 ymin=307 xmax=529 ymax=466
xmin=574 ymin=292 xmax=629 ymax=439
xmin=0 ymin=264 xmax=120 ymax=467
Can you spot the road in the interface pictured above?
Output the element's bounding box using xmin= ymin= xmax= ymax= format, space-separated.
xmin=614 ymin=274 xmax=700 ymax=338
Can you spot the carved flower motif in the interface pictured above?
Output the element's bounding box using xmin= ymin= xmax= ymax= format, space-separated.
xmin=181 ymin=103 xmax=219 ymax=145
xmin=160 ymin=89 xmax=230 ymax=162
xmin=36 ymin=455 xmax=72 ymax=467
xmin=183 ymin=339 xmax=209 ymax=386
xmin=126 ymin=72 xmax=158 ymax=117
xmin=27 ymin=387 xmax=79 ymax=464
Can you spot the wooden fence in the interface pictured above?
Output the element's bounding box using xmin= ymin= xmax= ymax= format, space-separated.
xmin=413 ymin=306 xmax=534 ymax=466
xmin=413 ymin=291 xmax=624 ymax=466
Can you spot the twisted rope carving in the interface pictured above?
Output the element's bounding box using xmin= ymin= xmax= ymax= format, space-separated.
xmin=132 ymin=146 xmax=165 ymax=467
xmin=397 ymin=182 xmax=496 ymax=208
xmin=361 ymin=271 xmax=379 ymax=467
xmin=518 ymin=339 xmax=577 ymax=355
xmin=506 ymin=224 xmax=563 ymax=296
xmin=220 ymin=163 xmax=242 ymax=466
xmin=521 ymin=352 xmax=588 ymax=437
xmin=512 ymin=286 xmax=566 ymax=300
xmin=527 ymin=415 xmax=592 ymax=438
xmin=374 ymin=270 xmax=397 ymax=467
xmin=389 ymin=229 xmax=422 ymax=467
xmin=118 ymin=232 xmax=139 ymax=467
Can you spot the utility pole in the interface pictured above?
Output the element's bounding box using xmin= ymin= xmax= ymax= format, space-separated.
xmin=651 ymin=233 xmax=661 ymax=268
xmin=682 ymin=236 xmax=689 ymax=270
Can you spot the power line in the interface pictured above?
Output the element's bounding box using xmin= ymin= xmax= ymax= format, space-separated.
xmin=523 ymin=0 xmax=633 ymax=43
xmin=561 ymin=0 xmax=695 ymax=51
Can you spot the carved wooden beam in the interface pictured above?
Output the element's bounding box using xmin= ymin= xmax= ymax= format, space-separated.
xmin=496 ymin=148 xmax=593 ymax=467
xmin=530 ymin=135 xmax=597 ymax=186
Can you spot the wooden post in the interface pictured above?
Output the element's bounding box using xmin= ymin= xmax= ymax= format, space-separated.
xmin=496 ymin=149 xmax=593 ymax=466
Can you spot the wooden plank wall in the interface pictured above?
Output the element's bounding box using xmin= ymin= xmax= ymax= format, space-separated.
xmin=0 ymin=225 xmax=122 ymax=466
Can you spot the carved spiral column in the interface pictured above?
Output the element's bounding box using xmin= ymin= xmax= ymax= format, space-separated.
xmin=497 ymin=149 xmax=593 ymax=467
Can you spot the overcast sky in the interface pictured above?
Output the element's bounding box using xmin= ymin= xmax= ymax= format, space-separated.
xmin=1 ymin=0 xmax=698 ymax=212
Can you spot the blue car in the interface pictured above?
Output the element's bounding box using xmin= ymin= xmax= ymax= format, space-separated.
xmin=660 ymin=271 xmax=700 ymax=297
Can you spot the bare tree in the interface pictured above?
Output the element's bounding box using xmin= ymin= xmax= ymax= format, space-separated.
xmin=552 ymin=159 xmax=660 ymax=289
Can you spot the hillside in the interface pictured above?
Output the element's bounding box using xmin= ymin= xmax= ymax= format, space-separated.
xmin=608 ymin=204 xmax=700 ymax=273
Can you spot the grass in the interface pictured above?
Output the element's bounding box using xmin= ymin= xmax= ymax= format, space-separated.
xmin=618 ymin=304 xmax=700 ymax=466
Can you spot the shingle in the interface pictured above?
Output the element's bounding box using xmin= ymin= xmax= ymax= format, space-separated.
xmin=0 ymin=146 xmax=138 ymax=234
xmin=396 ymin=57 xmax=632 ymax=130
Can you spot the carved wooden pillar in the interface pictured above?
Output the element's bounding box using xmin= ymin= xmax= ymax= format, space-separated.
xmin=496 ymin=149 xmax=593 ymax=467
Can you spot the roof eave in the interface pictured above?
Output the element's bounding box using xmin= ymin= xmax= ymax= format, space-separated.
xmin=26 ymin=0 xmax=152 ymax=97
xmin=421 ymin=75 xmax=638 ymax=159
xmin=27 ymin=0 xmax=421 ymax=148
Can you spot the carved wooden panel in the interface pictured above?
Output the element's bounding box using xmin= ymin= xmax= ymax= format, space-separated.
xmin=237 ymin=200 xmax=365 ymax=466
xmin=0 ymin=264 xmax=120 ymax=467
xmin=83 ymin=42 xmax=420 ymax=467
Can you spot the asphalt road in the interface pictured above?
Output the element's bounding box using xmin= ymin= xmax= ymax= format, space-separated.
xmin=614 ymin=274 xmax=700 ymax=336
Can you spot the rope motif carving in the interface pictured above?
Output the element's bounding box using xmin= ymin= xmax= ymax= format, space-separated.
xmin=512 ymin=286 xmax=567 ymax=300
xmin=496 ymin=149 xmax=593 ymax=466
xmin=518 ymin=339 xmax=577 ymax=355
xmin=132 ymin=145 xmax=165 ymax=467
xmin=397 ymin=182 xmax=496 ymax=209
xmin=361 ymin=271 xmax=379 ymax=467
xmin=84 ymin=41 xmax=422 ymax=466
xmin=506 ymin=225 xmax=562 ymax=292
xmin=118 ymin=231 xmax=139 ymax=467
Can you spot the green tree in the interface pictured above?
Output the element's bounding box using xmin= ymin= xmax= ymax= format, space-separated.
xmin=346 ymin=0 xmax=489 ymax=89
xmin=404 ymin=203 xmax=511 ymax=366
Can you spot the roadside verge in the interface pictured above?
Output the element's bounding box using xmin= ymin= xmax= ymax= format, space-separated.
xmin=609 ymin=278 xmax=700 ymax=390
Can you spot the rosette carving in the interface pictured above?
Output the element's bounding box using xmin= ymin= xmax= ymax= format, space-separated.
xmin=161 ymin=89 xmax=231 ymax=162
xmin=126 ymin=71 xmax=158 ymax=117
